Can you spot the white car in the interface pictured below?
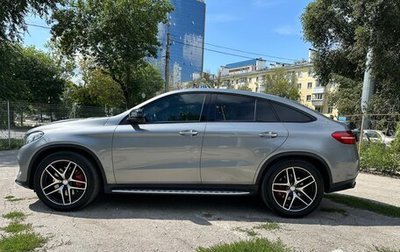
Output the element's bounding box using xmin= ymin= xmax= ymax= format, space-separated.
xmin=363 ymin=130 xmax=395 ymax=146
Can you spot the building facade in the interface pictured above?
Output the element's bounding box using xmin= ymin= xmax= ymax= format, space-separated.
xmin=154 ymin=0 xmax=206 ymax=88
xmin=219 ymin=62 xmax=338 ymax=117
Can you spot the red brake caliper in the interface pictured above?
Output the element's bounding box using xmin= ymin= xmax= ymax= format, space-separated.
xmin=72 ymin=169 xmax=85 ymax=188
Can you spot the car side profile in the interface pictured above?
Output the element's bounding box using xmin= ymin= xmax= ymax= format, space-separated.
xmin=16 ymin=89 xmax=359 ymax=217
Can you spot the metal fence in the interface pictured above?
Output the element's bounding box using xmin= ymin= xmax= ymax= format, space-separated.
xmin=0 ymin=100 xmax=125 ymax=150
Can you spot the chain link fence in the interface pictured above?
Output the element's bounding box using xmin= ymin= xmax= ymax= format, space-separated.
xmin=339 ymin=113 xmax=400 ymax=176
xmin=0 ymin=100 xmax=125 ymax=150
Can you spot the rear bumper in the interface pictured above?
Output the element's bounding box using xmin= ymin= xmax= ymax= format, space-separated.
xmin=327 ymin=178 xmax=356 ymax=193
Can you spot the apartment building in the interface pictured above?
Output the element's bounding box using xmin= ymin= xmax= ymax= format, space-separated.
xmin=219 ymin=60 xmax=338 ymax=117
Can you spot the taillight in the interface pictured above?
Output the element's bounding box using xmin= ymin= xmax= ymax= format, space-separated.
xmin=331 ymin=131 xmax=356 ymax=144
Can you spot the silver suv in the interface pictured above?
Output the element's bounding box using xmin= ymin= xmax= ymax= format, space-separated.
xmin=16 ymin=89 xmax=359 ymax=217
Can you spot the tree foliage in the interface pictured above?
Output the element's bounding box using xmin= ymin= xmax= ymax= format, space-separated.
xmin=0 ymin=45 xmax=66 ymax=103
xmin=302 ymin=0 xmax=400 ymax=114
xmin=51 ymin=0 xmax=173 ymax=107
xmin=0 ymin=0 xmax=62 ymax=42
xmin=263 ymin=68 xmax=300 ymax=101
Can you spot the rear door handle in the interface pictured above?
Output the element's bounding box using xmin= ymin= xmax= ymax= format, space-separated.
xmin=259 ymin=131 xmax=278 ymax=138
xmin=179 ymin=129 xmax=198 ymax=136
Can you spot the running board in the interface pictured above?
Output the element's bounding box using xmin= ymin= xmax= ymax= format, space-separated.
xmin=111 ymin=189 xmax=251 ymax=196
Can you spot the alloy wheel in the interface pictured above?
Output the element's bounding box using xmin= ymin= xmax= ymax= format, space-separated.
xmin=40 ymin=160 xmax=87 ymax=206
xmin=271 ymin=166 xmax=317 ymax=212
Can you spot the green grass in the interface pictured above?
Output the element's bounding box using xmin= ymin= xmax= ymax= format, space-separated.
xmin=255 ymin=222 xmax=280 ymax=231
xmin=233 ymin=227 xmax=259 ymax=237
xmin=0 ymin=232 xmax=46 ymax=252
xmin=1 ymin=222 xmax=32 ymax=234
xmin=196 ymin=238 xmax=291 ymax=252
xmin=0 ymin=138 xmax=24 ymax=151
xmin=4 ymin=195 xmax=25 ymax=202
xmin=320 ymin=207 xmax=348 ymax=216
xmin=325 ymin=194 xmax=400 ymax=218
xmin=2 ymin=211 xmax=26 ymax=221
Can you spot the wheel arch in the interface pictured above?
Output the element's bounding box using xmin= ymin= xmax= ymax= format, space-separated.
xmin=255 ymin=152 xmax=332 ymax=192
xmin=27 ymin=144 xmax=107 ymax=190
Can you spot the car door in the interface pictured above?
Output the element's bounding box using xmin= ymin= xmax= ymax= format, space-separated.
xmin=112 ymin=93 xmax=208 ymax=184
xmin=201 ymin=94 xmax=288 ymax=184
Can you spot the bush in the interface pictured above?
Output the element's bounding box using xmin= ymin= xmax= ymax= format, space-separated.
xmin=0 ymin=138 xmax=24 ymax=151
xmin=360 ymin=142 xmax=400 ymax=175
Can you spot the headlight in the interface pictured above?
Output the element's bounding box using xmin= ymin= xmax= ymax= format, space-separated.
xmin=25 ymin=132 xmax=44 ymax=145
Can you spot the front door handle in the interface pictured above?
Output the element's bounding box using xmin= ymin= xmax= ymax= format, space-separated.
xmin=259 ymin=131 xmax=278 ymax=138
xmin=179 ymin=129 xmax=198 ymax=136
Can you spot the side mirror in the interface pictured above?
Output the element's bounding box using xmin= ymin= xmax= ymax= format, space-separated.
xmin=128 ymin=109 xmax=145 ymax=124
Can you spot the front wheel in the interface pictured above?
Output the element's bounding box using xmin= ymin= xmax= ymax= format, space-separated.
xmin=33 ymin=151 xmax=100 ymax=211
xmin=261 ymin=159 xmax=324 ymax=218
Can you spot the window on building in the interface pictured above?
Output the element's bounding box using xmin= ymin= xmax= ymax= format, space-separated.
xmin=314 ymin=93 xmax=323 ymax=100
xmin=328 ymin=106 xmax=333 ymax=114
xmin=297 ymin=72 xmax=303 ymax=78
xmin=256 ymin=77 xmax=259 ymax=82
xmin=315 ymin=107 xmax=322 ymax=113
xmin=297 ymin=83 xmax=302 ymax=89
xmin=307 ymin=82 xmax=313 ymax=89
xmin=306 ymin=95 xmax=311 ymax=101
xmin=308 ymin=68 xmax=313 ymax=77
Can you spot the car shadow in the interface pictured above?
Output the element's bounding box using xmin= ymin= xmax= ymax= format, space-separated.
xmin=29 ymin=193 xmax=400 ymax=227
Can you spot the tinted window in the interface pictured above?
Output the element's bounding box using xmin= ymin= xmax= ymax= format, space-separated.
xmin=143 ymin=93 xmax=205 ymax=123
xmin=256 ymin=99 xmax=278 ymax=122
xmin=215 ymin=94 xmax=255 ymax=121
xmin=271 ymin=102 xmax=313 ymax=122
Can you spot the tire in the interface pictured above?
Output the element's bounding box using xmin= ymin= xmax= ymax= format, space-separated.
xmin=33 ymin=151 xmax=100 ymax=211
xmin=261 ymin=159 xmax=324 ymax=218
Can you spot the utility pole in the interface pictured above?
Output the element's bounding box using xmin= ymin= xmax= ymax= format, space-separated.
xmin=164 ymin=32 xmax=171 ymax=93
xmin=359 ymin=48 xmax=375 ymax=153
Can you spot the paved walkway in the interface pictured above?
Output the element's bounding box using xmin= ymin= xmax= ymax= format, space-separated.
xmin=339 ymin=173 xmax=400 ymax=207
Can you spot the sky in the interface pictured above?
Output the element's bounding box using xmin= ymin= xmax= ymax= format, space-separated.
xmin=23 ymin=0 xmax=314 ymax=74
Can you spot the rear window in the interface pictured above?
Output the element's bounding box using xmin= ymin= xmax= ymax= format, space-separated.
xmin=271 ymin=102 xmax=314 ymax=123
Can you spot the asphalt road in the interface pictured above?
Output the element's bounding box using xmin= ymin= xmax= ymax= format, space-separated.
xmin=0 ymin=151 xmax=399 ymax=252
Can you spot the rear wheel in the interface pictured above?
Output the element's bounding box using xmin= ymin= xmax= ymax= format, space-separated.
xmin=33 ymin=152 xmax=100 ymax=211
xmin=261 ymin=159 xmax=323 ymax=217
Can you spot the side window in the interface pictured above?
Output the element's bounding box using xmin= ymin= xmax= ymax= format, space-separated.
xmin=143 ymin=93 xmax=206 ymax=123
xmin=271 ymin=102 xmax=314 ymax=122
xmin=256 ymin=99 xmax=278 ymax=122
xmin=215 ymin=94 xmax=255 ymax=121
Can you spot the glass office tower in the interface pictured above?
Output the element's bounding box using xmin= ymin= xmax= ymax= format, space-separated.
xmin=154 ymin=0 xmax=206 ymax=87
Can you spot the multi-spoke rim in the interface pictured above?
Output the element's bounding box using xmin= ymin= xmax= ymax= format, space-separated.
xmin=40 ymin=160 xmax=87 ymax=206
xmin=271 ymin=166 xmax=317 ymax=212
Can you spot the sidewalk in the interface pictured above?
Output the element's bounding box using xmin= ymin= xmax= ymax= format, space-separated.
xmin=339 ymin=172 xmax=400 ymax=207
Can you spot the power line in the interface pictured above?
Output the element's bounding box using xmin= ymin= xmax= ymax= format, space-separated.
xmin=204 ymin=42 xmax=298 ymax=62
xmin=170 ymin=33 xmax=298 ymax=63
xmin=172 ymin=39 xmax=292 ymax=64
xmin=26 ymin=23 xmax=51 ymax=30
xmin=26 ymin=24 xmax=300 ymax=64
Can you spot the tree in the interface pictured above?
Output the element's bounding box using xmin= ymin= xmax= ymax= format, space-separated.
xmin=302 ymin=0 xmax=400 ymax=114
xmin=51 ymin=0 xmax=173 ymax=107
xmin=328 ymin=76 xmax=362 ymax=116
xmin=0 ymin=0 xmax=63 ymax=42
xmin=263 ymin=68 xmax=300 ymax=101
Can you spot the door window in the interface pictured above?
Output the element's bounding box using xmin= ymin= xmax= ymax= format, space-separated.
xmin=214 ymin=94 xmax=255 ymax=121
xmin=256 ymin=99 xmax=278 ymax=122
xmin=143 ymin=93 xmax=206 ymax=123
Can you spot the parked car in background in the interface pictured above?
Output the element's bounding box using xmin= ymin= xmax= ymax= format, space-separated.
xmin=363 ymin=129 xmax=395 ymax=146
xmin=16 ymin=89 xmax=359 ymax=218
